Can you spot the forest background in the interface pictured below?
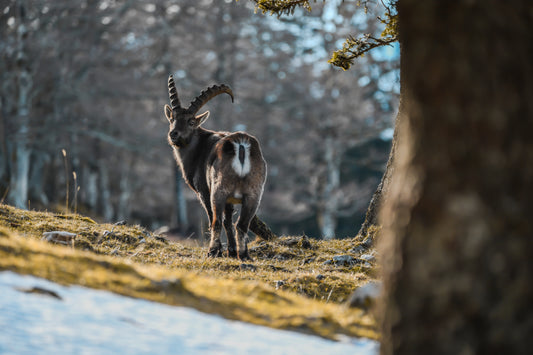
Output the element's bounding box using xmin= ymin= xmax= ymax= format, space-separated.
xmin=0 ymin=0 xmax=399 ymax=240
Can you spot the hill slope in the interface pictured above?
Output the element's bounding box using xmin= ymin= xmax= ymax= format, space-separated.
xmin=0 ymin=204 xmax=378 ymax=340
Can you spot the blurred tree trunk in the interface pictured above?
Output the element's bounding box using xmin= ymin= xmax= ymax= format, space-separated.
xmin=355 ymin=111 xmax=399 ymax=243
xmin=98 ymin=161 xmax=114 ymax=221
xmin=356 ymin=57 xmax=405 ymax=246
xmin=85 ymin=167 xmax=99 ymax=211
xmin=28 ymin=152 xmax=50 ymax=206
xmin=319 ymin=133 xmax=341 ymax=239
xmin=380 ymin=1 xmax=533 ymax=354
xmin=0 ymin=95 xmax=10 ymax=190
xmin=172 ymin=166 xmax=189 ymax=230
xmin=8 ymin=1 xmax=32 ymax=209
xmin=117 ymin=160 xmax=133 ymax=221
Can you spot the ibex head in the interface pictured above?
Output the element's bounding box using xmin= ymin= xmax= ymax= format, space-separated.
xmin=164 ymin=75 xmax=234 ymax=148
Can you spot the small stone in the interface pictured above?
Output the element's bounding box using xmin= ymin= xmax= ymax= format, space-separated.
xmin=349 ymin=246 xmax=365 ymax=254
xmin=333 ymin=255 xmax=355 ymax=262
xmin=114 ymin=220 xmax=127 ymax=226
xmin=322 ymin=260 xmax=332 ymax=266
xmin=267 ymin=265 xmax=287 ymax=272
xmin=300 ymin=257 xmax=316 ymax=266
xmin=152 ymin=278 xmax=183 ymax=291
xmin=42 ymin=231 xmax=77 ymax=246
xmin=360 ymin=253 xmax=376 ymax=263
xmin=275 ymin=280 xmax=285 ymax=289
xmin=279 ymin=237 xmax=299 ymax=247
xmin=316 ymin=274 xmax=325 ymax=281
xmin=240 ymin=263 xmax=256 ymax=272
xmin=346 ymin=281 xmax=382 ymax=309
xmin=332 ymin=255 xmax=357 ymax=266
xmin=361 ymin=237 xmax=373 ymax=248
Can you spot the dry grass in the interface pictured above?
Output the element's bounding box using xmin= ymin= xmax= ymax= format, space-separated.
xmin=0 ymin=204 xmax=379 ymax=340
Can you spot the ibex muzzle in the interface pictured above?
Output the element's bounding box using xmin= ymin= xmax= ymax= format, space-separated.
xmin=164 ymin=75 xmax=266 ymax=260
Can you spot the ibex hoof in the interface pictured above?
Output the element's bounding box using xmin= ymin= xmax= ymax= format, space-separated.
xmin=207 ymin=247 xmax=223 ymax=258
xmin=227 ymin=248 xmax=237 ymax=258
xmin=238 ymin=252 xmax=253 ymax=261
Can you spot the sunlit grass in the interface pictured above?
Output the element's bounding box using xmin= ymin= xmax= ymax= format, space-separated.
xmin=0 ymin=203 xmax=378 ymax=340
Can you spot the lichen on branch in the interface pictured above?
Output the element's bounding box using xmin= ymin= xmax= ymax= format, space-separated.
xmin=251 ymin=0 xmax=314 ymax=16
xmin=329 ymin=6 xmax=398 ymax=70
xmin=329 ymin=32 xmax=397 ymax=70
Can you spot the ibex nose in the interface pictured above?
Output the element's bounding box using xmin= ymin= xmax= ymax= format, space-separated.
xmin=169 ymin=131 xmax=178 ymax=140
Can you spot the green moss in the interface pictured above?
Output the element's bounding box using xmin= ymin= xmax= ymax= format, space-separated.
xmin=0 ymin=203 xmax=380 ymax=340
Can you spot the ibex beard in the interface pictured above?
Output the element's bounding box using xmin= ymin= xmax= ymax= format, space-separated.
xmin=164 ymin=75 xmax=266 ymax=260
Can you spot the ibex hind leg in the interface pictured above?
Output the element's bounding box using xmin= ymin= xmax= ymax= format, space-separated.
xmin=224 ymin=204 xmax=237 ymax=258
xmin=207 ymin=199 xmax=225 ymax=258
xmin=235 ymin=196 xmax=259 ymax=261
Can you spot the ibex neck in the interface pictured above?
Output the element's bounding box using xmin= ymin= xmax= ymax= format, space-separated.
xmin=172 ymin=128 xmax=219 ymax=190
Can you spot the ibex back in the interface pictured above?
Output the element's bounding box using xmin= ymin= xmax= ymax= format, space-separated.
xmin=164 ymin=75 xmax=266 ymax=260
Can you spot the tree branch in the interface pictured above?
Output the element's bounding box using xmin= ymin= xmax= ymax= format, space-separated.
xmin=329 ymin=34 xmax=397 ymax=70
xmin=250 ymin=0 xmax=313 ymax=16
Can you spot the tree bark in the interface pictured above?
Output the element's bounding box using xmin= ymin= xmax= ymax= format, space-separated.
xmin=380 ymin=2 xmax=533 ymax=354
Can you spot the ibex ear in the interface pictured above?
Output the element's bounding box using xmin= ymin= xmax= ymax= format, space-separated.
xmin=164 ymin=104 xmax=173 ymax=122
xmin=195 ymin=111 xmax=210 ymax=126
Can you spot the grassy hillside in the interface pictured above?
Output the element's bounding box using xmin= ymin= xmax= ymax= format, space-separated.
xmin=0 ymin=204 xmax=379 ymax=340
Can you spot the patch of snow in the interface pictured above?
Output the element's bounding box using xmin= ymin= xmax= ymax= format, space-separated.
xmin=0 ymin=272 xmax=379 ymax=355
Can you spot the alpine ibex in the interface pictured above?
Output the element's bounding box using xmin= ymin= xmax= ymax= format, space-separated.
xmin=164 ymin=75 xmax=266 ymax=260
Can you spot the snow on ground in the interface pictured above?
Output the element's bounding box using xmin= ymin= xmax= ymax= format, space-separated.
xmin=0 ymin=272 xmax=379 ymax=355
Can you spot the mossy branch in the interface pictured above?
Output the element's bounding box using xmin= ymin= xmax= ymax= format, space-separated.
xmin=329 ymin=9 xmax=398 ymax=70
xmin=250 ymin=0 xmax=314 ymax=16
xmin=329 ymin=33 xmax=397 ymax=70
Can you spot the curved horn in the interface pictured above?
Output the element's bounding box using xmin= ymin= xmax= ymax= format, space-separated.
xmin=188 ymin=84 xmax=234 ymax=115
xmin=168 ymin=75 xmax=181 ymax=109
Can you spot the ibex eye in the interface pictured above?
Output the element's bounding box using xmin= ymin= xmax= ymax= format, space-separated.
xmin=188 ymin=120 xmax=195 ymax=127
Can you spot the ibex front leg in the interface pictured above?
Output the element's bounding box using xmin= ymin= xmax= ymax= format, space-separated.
xmin=235 ymin=195 xmax=259 ymax=261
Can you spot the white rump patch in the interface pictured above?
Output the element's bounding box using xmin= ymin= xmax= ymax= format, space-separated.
xmin=231 ymin=140 xmax=251 ymax=177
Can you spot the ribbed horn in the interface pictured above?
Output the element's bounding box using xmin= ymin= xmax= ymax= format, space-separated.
xmin=168 ymin=75 xmax=181 ymax=109
xmin=188 ymin=84 xmax=234 ymax=115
